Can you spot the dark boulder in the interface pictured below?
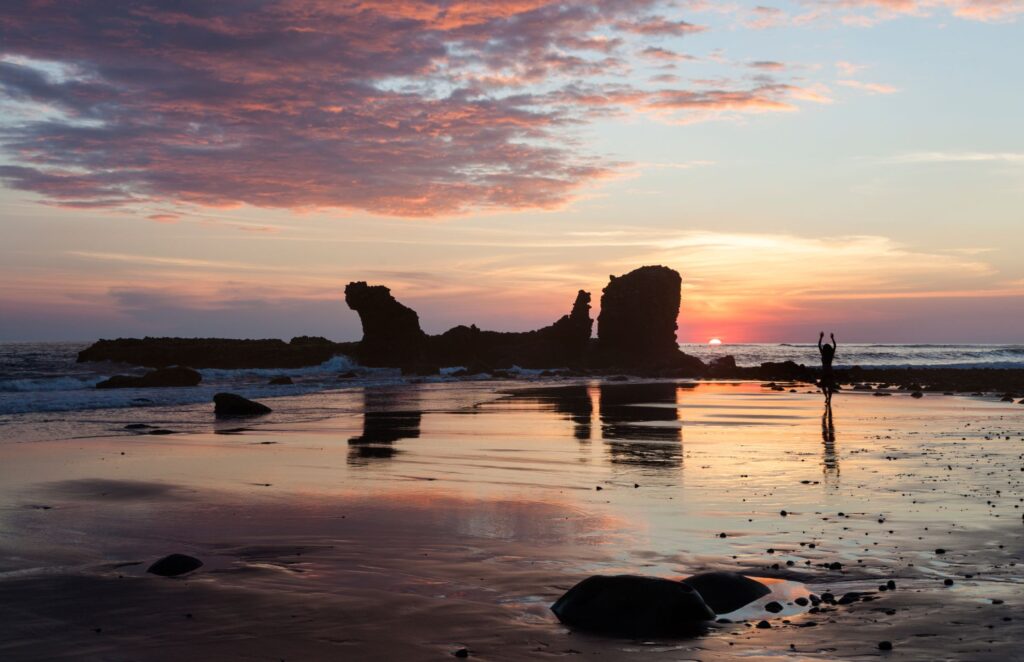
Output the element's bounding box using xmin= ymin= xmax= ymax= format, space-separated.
xmin=147 ymin=553 xmax=203 ymax=577
xmin=597 ymin=266 xmax=682 ymax=367
xmin=213 ymin=393 xmax=272 ymax=417
xmin=345 ymin=282 xmax=427 ymax=367
xmin=707 ymin=355 xmax=737 ymax=376
xmin=268 ymin=376 xmax=293 ymax=385
xmin=680 ymin=571 xmax=772 ymax=614
xmin=550 ymin=575 xmax=714 ymax=636
xmin=96 ymin=366 xmax=201 ymax=389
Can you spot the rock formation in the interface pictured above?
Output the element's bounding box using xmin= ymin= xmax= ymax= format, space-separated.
xmin=426 ymin=290 xmax=593 ymax=369
xmin=82 ymin=265 xmax=716 ymax=376
xmin=79 ymin=336 xmax=349 ymax=369
xmin=597 ymin=265 xmax=682 ymax=367
xmin=344 ymin=282 xmax=427 ymax=367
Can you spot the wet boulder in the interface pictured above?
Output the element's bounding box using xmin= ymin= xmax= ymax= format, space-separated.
xmin=268 ymin=375 xmax=293 ymax=385
xmin=680 ymin=571 xmax=772 ymax=614
xmin=213 ymin=393 xmax=272 ymax=417
xmin=96 ymin=366 xmax=202 ymax=389
xmin=551 ymin=575 xmax=714 ymax=636
xmin=147 ymin=553 xmax=203 ymax=577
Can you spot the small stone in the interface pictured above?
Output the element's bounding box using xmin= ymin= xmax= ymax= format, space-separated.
xmin=453 ymin=648 xmax=469 ymax=658
xmin=147 ymin=553 xmax=203 ymax=577
xmin=944 ymin=578 xmax=954 ymax=586
xmin=756 ymin=620 xmax=771 ymax=629
xmin=764 ymin=601 xmax=783 ymax=613
xmin=879 ymin=641 xmax=893 ymax=651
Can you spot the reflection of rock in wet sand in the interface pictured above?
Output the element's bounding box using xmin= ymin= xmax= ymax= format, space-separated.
xmin=599 ymin=383 xmax=681 ymax=468
xmin=504 ymin=385 xmax=594 ymax=440
xmin=348 ymin=388 xmax=422 ymax=464
xmin=821 ymin=401 xmax=838 ymax=476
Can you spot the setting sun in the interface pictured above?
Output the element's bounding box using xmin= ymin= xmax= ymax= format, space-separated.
xmin=708 ymin=338 xmax=722 ymax=345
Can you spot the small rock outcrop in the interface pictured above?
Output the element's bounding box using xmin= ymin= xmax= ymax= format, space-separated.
xmin=268 ymin=376 xmax=293 ymax=385
xmin=147 ymin=553 xmax=203 ymax=577
xmin=96 ymin=366 xmax=202 ymax=389
xmin=427 ymin=290 xmax=593 ymax=369
xmin=597 ymin=266 xmax=682 ymax=367
xmin=344 ymin=282 xmax=427 ymax=367
xmin=79 ymin=336 xmax=350 ymax=369
xmin=680 ymin=571 xmax=771 ymax=614
xmin=213 ymin=393 xmax=272 ymax=417
xmin=551 ymin=575 xmax=714 ymax=636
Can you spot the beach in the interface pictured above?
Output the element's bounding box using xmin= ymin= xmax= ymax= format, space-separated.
xmin=2 ymin=379 xmax=1022 ymax=660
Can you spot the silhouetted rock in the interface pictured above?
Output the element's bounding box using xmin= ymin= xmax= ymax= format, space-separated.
xmin=551 ymin=575 xmax=714 ymax=636
xmin=79 ymin=336 xmax=350 ymax=369
xmin=213 ymin=393 xmax=272 ymax=417
xmin=708 ymin=355 xmax=737 ymax=376
xmin=96 ymin=366 xmax=202 ymax=389
xmin=268 ymin=376 xmax=293 ymax=385
xmin=597 ymin=266 xmax=681 ymax=367
xmin=147 ymin=553 xmax=202 ymax=577
xmin=428 ymin=290 xmax=593 ymax=369
xmin=680 ymin=572 xmax=772 ymax=614
xmin=345 ymin=281 xmax=427 ymax=367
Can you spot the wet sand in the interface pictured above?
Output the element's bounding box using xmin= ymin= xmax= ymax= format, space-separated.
xmin=1 ymin=381 xmax=1022 ymax=660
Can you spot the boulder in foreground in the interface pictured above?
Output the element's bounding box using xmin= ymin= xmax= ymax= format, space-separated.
xmin=213 ymin=393 xmax=272 ymax=417
xmin=551 ymin=575 xmax=714 ymax=636
xmin=96 ymin=366 xmax=201 ymax=389
xmin=147 ymin=553 xmax=203 ymax=577
xmin=680 ymin=571 xmax=771 ymax=614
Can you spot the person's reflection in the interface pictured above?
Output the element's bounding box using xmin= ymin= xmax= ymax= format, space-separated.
xmin=821 ymin=400 xmax=838 ymax=476
xmin=599 ymin=382 xmax=682 ymax=468
xmin=348 ymin=387 xmax=422 ymax=465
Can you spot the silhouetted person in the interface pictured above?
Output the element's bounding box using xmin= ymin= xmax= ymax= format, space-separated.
xmin=818 ymin=331 xmax=837 ymax=404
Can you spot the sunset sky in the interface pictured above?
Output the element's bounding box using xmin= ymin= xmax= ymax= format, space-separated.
xmin=2 ymin=0 xmax=1022 ymax=343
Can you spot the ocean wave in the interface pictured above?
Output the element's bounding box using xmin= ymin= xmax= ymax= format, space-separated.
xmin=197 ymin=354 xmax=362 ymax=380
xmin=0 ymin=375 xmax=105 ymax=392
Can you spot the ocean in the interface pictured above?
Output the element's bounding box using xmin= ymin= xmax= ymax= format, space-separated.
xmin=1 ymin=341 xmax=1022 ymax=442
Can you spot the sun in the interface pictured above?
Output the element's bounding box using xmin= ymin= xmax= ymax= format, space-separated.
xmin=708 ymin=338 xmax=722 ymax=345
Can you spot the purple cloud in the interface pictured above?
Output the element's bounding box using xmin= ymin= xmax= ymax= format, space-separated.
xmin=0 ymin=1 xmax=816 ymax=217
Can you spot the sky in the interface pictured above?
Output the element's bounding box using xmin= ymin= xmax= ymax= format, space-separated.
xmin=1 ymin=0 xmax=1023 ymax=343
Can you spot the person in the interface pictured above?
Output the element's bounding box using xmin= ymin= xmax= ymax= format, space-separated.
xmin=818 ymin=331 xmax=837 ymax=403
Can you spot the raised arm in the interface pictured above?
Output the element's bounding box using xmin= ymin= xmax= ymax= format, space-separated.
xmin=818 ymin=331 xmax=825 ymax=350
xmin=830 ymin=333 xmax=837 ymax=350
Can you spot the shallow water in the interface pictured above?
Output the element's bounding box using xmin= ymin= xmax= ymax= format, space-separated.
xmin=0 ymin=381 xmax=1022 ymax=660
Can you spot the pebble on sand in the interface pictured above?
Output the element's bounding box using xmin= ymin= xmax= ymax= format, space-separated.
xmin=147 ymin=553 xmax=203 ymax=577
xmin=879 ymin=641 xmax=894 ymax=651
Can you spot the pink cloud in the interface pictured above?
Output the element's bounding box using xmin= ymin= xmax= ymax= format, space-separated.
xmin=0 ymin=0 xmax=835 ymax=217
xmin=838 ymin=79 xmax=900 ymax=94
